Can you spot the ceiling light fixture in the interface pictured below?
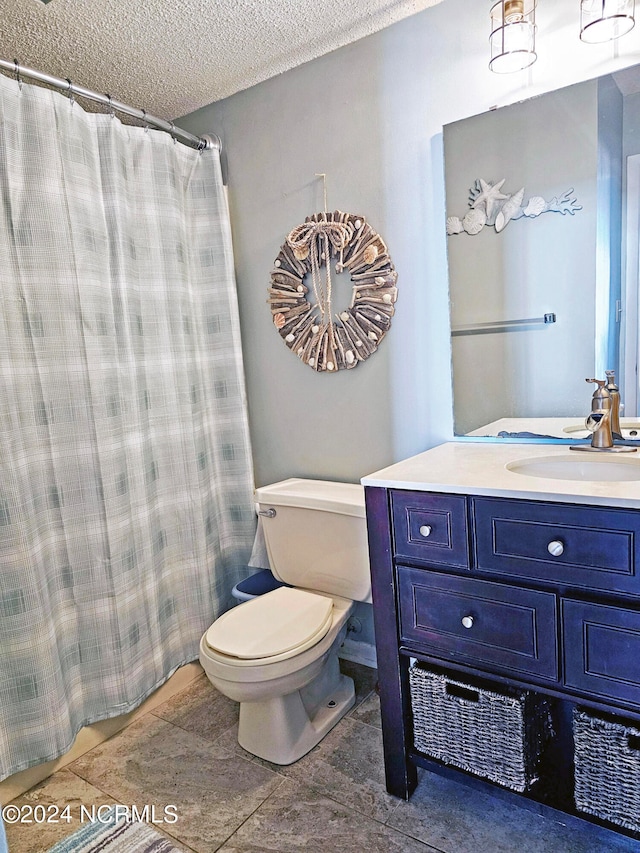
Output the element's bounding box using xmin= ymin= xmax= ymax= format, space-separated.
xmin=580 ymin=0 xmax=635 ymax=43
xmin=489 ymin=0 xmax=537 ymax=74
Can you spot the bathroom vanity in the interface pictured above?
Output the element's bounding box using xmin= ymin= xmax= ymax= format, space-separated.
xmin=362 ymin=442 xmax=640 ymax=836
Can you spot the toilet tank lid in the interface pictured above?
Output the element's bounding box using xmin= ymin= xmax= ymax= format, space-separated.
xmin=255 ymin=478 xmax=365 ymax=518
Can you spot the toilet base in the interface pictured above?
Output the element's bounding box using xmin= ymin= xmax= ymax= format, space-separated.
xmin=237 ymin=655 xmax=355 ymax=765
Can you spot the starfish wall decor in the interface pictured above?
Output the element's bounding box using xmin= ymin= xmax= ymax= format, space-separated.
xmin=446 ymin=178 xmax=582 ymax=236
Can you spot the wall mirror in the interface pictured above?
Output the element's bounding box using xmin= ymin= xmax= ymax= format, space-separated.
xmin=445 ymin=64 xmax=640 ymax=439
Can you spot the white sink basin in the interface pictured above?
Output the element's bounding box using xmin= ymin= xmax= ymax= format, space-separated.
xmin=506 ymin=454 xmax=640 ymax=482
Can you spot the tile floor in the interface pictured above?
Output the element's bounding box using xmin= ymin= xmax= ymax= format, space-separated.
xmin=5 ymin=661 xmax=640 ymax=853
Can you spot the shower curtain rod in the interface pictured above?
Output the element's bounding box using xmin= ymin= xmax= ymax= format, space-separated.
xmin=0 ymin=58 xmax=219 ymax=152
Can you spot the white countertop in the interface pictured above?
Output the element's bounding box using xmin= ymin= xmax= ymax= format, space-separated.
xmin=361 ymin=442 xmax=640 ymax=508
xmin=468 ymin=417 xmax=640 ymax=439
xmin=466 ymin=417 xmax=585 ymax=438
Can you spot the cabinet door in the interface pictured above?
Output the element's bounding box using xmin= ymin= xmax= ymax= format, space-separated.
xmin=392 ymin=491 xmax=469 ymax=568
xmin=473 ymin=497 xmax=640 ymax=595
xmin=563 ymin=599 xmax=640 ymax=707
xmin=398 ymin=567 xmax=558 ymax=681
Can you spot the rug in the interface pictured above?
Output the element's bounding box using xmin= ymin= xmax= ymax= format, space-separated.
xmin=47 ymin=806 xmax=183 ymax=852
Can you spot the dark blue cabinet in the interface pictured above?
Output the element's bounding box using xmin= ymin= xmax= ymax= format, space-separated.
xmin=392 ymin=491 xmax=469 ymax=568
xmin=398 ymin=567 xmax=558 ymax=681
xmin=563 ymin=599 xmax=640 ymax=706
xmin=365 ymin=483 xmax=640 ymax=835
xmin=473 ymin=497 xmax=640 ymax=595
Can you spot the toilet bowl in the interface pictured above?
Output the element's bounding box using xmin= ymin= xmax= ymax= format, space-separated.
xmin=199 ymin=478 xmax=371 ymax=765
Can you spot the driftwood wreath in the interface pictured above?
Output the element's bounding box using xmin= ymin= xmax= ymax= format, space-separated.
xmin=268 ymin=211 xmax=398 ymax=372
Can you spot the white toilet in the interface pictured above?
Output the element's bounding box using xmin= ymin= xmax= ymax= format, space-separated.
xmin=199 ymin=477 xmax=371 ymax=765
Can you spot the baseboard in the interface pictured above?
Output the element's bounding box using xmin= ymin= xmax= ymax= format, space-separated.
xmin=339 ymin=638 xmax=377 ymax=669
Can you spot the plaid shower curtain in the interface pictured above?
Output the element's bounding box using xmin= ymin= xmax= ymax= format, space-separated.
xmin=0 ymin=72 xmax=256 ymax=780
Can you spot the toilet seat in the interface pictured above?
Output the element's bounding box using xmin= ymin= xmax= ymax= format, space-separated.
xmin=205 ymin=587 xmax=334 ymax=664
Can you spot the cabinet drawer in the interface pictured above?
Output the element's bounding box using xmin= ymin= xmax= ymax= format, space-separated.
xmin=392 ymin=491 xmax=469 ymax=568
xmin=398 ymin=567 xmax=558 ymax=681
xmin=473 ymin=497 xmax=640 ymax=595
xmin=563 ymin=599 xmax=640 ymax=707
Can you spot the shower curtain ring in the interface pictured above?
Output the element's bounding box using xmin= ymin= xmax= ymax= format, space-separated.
xmin=106 ymin=94 xmax=115 ymax=118
xmin=142 ymin=109 xmax=149 ymax=133
xmin=66 ymin=78 xmax=75 ymax=107
xmin=170 ymin=121 xmax=177 ymax=144
xmin=13 ymin=59 xmax=22 ymax=90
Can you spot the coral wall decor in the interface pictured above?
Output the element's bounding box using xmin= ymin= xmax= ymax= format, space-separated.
xmin=268 ymin=211 xmax=398 ymax=371
xmin=447 ymin=178 xmax=582 ymax=235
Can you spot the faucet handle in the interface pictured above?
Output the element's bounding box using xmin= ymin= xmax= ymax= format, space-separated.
xmin=585 ymin=378 xmax=611 ymax=413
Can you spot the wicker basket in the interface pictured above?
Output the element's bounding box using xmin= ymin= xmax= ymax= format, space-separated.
xmin=409 ymin=664 xmax=554 ymax=792
xmin=574 ymin=708 xmax=640 ymax=832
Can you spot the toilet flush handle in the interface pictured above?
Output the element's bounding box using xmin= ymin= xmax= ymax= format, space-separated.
xmin=258 ymin=508 xmax=277 ymax=518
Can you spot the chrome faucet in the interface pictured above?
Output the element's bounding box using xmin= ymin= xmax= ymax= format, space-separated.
xmin=585 ymin=378 xmax=614 ymax=449
xmin=605 ymin=369 xmax=622 ymax=437
xmin=570 ymin=377 xmax=636 ymax=453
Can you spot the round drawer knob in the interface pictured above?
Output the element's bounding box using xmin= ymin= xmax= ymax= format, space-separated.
xmin=461 ymin=615 xmax=474 ymax=629
xmin=547 ymin=540 xmax=564 ymax=557
xmin=419 ymin=525 xmax=432 ymax=538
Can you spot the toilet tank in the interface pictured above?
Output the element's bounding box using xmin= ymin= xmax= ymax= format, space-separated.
xmin=254 ymin=478 xmax=372 ymax=603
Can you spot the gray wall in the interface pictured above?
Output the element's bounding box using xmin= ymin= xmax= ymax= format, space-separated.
xmin=179 ymin=34 xmax=445 ymax=487
xmin=624 ymin=91 xmax=640 ymax=158
xmin=177 ymin=0 xmax=640 ymax=487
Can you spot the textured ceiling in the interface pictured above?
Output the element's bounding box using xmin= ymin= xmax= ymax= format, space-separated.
xmin=1 ymin=0 xmax=445 ymax=121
